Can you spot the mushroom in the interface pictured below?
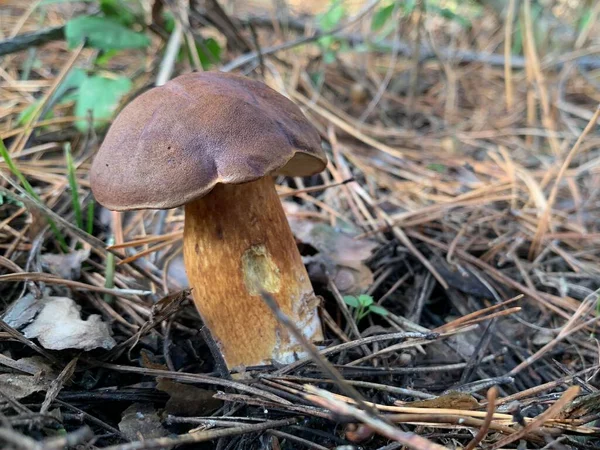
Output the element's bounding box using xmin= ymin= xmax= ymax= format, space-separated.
xmin=90 ymin=72 xmax=327 ymax=370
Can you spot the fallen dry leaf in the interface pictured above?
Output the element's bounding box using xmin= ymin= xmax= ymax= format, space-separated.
xmin=141 ymin=350 xmax=221 ymax=417
xmin=284 ymin=202 xmax=377 ymax=294
xmin=21 ymin=296 xmax=116 ymax=351
xmin=0 ymin=357 xmax=56 ymax=399
xmin=3 ymin=292 xmax=41 ymax=329
xmin=157 ymin=378 xmax=222 ymax=417
xmin=41 ymin=248 xmax=90 ymax=280
xmin=398 ymin=391 xmax=479 ymax=410
xmin=119 ymin=403 xmax=167 ymax=441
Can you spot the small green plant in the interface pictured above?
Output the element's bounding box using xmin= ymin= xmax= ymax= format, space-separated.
xmin=57 ymin=0 xmax=151 ymax=131
xmin=343 ymin=294 xmax=389 ymax=322
xmin=74 ymin=74 xmax=131 ymax=131
xmin=371 ymin=0 xmax=472 ymax=37
xmin=18 ymin=68 xmax=86 ymax=126
xmin=86 ymin=200 xmax=95 ymax=235
xmin=317 ymin=0 xmax=347 ymax=64
xmin=64 ymin=143 xmax=83 ymax=230
xmin=65 ymin=16 xmax=150 ymax=51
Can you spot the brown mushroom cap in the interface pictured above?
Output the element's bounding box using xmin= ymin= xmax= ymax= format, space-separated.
xmin=90 ymin=72 xmax=327 ymax=211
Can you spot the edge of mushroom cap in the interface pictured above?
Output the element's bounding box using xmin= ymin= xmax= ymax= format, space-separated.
xmin=90 ymin=72 xmax=327 ymax=211
xmin=93 ymin=151 xmax=327 ymax=211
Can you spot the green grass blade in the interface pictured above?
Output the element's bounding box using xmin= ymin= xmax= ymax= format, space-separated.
xmin=86 ymin=199 xmax=95 ymax=235
xmin=1 ymin=139 xmax=69 ymax=252
xmin=104 ymin=235 xmax=115 ymax=304
xmin=64 ymin=143 xmax=83 ymax=230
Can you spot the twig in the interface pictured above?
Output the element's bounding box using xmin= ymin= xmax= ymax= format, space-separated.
xmin=359 ymin=1 xmax=402 ymax=122
xmin=407 ymin=0 xmax=424 ymax=115
xmin=0 ymin=319 xmax=59 ymax=364
xmin=0 ymin=272 xmax=152 ymax=298
xmin=465 ymin=387 xmax=497 ymax=450
xmin=529 ymin=105 xmax=600 ymax=258
xmin=156 ymin=21 xmax=183 ymax=86
xmin=0 ymin=26 xmax=64 ymax=57
xmin=93 ymin=362 xmax=292 ymax=405
xmin=259 ymin=292 xmax=381 ymax=418
xmin=504 ymin=0 xmax=517 ymax=110
xmin=304 ymin=385 xmax=447 ymax=450
xmin=221 ymin=0 xmax=380 ymax=72
xmin=100 ymin=417 xmax=299 ymax=450
xmin=40 ymin=426 xmax=94 ymax=450
xmin=490 ymin=386 xmax=580 ymax=449
xmin=268 ymin=430 xmax=329 ymax=450
xmin=0 ymin=178 xmax=163 ymax=286
xmin=275 ymin=330 xmax=437 ymax=375
xmin=40 ymin=356 xmax=78 ymax=414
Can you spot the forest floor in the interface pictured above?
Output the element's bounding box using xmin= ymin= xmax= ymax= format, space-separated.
xmin=1 ymin=1 xmax=600 ymax=449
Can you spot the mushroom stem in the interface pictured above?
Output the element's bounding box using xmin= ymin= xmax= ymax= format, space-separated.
xmin=183 ymin=176 xmax=323 ymax=370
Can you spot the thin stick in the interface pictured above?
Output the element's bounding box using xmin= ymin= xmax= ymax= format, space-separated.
xmin=156 ymin=22 xmax=183 ymax=87
xmin=305 ymin=385 xmax=447 ymax=450
xmin=259 ymin=292 xmax=381 ymax=418
xmin=465 ymin=387 xmax=497 ymax=450
xmin=529 ymin=105 xmax=600 ymax=258
xmin=522 ymin=0 xmax=560 ymax=156
xmin=504 ymin=0 xmax=516 ymax=110
xmin=277 ymin=178 xmax=354 ymax=198
xmin=490 ymin=386 xmax=580 ymax=450
xmin=10 ymin=43 xmax=84 ymax=155
xmin=101 ymin=417 xmax=299 ymax=450
xmin=108 ymin=230 xmax=184 ymax=249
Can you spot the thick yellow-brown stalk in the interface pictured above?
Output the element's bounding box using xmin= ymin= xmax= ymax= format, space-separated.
xmin=183 ymin=176 xmax=323 ymax=370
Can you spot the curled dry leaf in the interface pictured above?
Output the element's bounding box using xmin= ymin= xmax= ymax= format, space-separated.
xmin=0 ymin=357 xmax=56 ymax=399
xmin=432 ymin=259 xmax=494 ymax=298
xmin=3 ymin=292 xmax=41 ymax=329
xmin=119 ymin=403 xmax=168 ymax=441
xmin=398 ymin=391 xmax=479 ymax=410
xmin=557 ymin=391 xmax=600 ymax=420
xmin=141 ymin=351 xmax=221 ymax=417
xmin=5 ymin=294 xmax=117 ymax=351
xmin=532 ymin=329 xmax=556 ymax=346
xmin=283 ymin=202 xmax=377 ymax=294
xmin=157 ymin=378 xmax=222 ymax=417
xmin=41 ymin=248 xmax=90 ymax=280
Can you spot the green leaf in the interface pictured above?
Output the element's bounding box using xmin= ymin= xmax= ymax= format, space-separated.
xmin=323 ymin=49 xmax=337 ymax=64
xmin=86 ymin=199 xmax=95 ymax=235
xmin=75 ymin=75 xmax=132 ymax=131
xmin=427 ymin=5 xmax=471 ymax=29
xmin=343 ymin=296 xmax=360 ymax=308
xmin=371 ymin=4 xmax=394 ymax=31
xmin=368 ymin=305 xmax=389 ymax=317
xmin=18 ymin=104 xmax=54 ymax=126
xmin=56 ymin=68 xmax=88 ymax=98
xmin=163 ymin=12 xmax=176 ymax=34
xmin=18 ymin=68 xmax=86 ymax=126
xmin=64 ymin=143 xmax=83 ymax=230
xmin=427 ymin=163 xmax=447 ymax=173
xmin=358 ymin=294 xmax=374 ymax=307
xmin=309 ymin=70 xmax=324 ymax=88
xmin=100 ymin=0 xmax=138 ymax=27
xmin=579 ymin=8 xmax=593 ymax=33
xmin=96 ymin=49 xmax=120 ymax=66
xmin=196 ymin=38 xmax=222 ymax=70
xmin=65 ymin=16 xmax=150 ymax=51
xmin=318 ymin=0 xmax=345 ymax=31
xmin=399 ymin=0 xmax=417 ymax=15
